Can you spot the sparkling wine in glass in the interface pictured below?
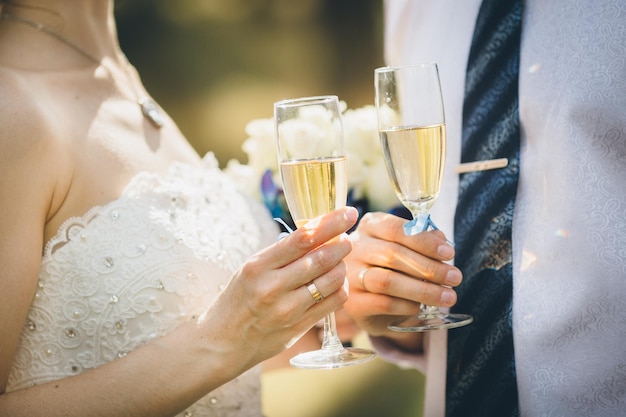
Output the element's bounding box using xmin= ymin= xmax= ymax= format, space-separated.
xmin=375 ymin=64 xmax=473 ymax=332
xmin=274 ymin=95 xmax=376 ymax=368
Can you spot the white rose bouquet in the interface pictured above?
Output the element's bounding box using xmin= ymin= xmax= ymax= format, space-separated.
xmin=224 ymin=102 xmax=406 ymax=225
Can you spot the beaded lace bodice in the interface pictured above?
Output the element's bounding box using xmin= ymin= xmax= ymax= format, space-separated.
xmin=7 ymin=153 xmax=277 ymax=417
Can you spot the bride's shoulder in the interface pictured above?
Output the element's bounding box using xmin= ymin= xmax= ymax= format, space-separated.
xmin=0 ymin=66 xmax=74 ymax=221
xmin=0 ymin=67 xmax=67 ymax=151
xmin=0 ymin=67 xmax=76 ymax=171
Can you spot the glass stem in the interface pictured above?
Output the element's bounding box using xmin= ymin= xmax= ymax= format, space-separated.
xmin=320 ymin=312 xmax=344 ymax=351
xmin=404 ymin=213 xmax=434 ymax=236
xmin=407 ymin=212 xmax=448 ymax=319
xmin=420 ymin=303 xmax=443 ymax=318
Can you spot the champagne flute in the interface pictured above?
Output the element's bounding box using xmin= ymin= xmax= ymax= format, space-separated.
xmin=374 ymin=64 xmax=473 ymax=331
xmin=274 ymin=95 xmax=376 ymax=368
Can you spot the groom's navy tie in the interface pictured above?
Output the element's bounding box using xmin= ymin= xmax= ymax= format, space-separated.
xmin=447 ymin=0 xmax=522 ymax=416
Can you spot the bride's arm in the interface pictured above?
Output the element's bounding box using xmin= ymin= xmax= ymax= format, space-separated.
xmin=0 ymin=202 xmax=358 ymax=417
xmin=0 ymin=83 xmax=65 ymax=396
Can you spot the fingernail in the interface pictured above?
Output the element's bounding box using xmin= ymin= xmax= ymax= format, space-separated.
xmin=345 ymin=206 xmax=358 ymax=222
xmin=445 ymin=269 xmax=462 ymax=286
xmin=437 ymin=243 xmax=455 ymax=259
xmin=441 ymin=290 xmax=456 ymax=304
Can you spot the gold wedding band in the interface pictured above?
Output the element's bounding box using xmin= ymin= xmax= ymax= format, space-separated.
xmin=306 ymin=282 xmax=324 ymax=303
xmin=358 ymin=267 xmax=370 ymax=291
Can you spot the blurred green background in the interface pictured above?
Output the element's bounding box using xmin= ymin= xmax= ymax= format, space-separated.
xmin=116 ymin=0 xmax=384 ymax=167
xmin=116 ymin=1 xmax=425 ymax=416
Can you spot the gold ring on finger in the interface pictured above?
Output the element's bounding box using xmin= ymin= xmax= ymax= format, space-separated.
xmin=306 ymin=281 xmax=324 ymax=303
xmin=358 ymin=267 xmax=370 ymax=291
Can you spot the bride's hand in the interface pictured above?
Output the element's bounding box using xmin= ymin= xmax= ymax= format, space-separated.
xmin=197 ymin=206 xmax=359 ymax=373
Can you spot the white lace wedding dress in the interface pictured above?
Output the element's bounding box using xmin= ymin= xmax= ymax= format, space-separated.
xmin=7 ymin=153 xmax=277 ymax=417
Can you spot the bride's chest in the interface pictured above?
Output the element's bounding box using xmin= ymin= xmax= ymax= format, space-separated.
xmin=14 ymin=163 xmax=269 ymax=379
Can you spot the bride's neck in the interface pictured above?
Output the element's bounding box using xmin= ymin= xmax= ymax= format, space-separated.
xmin=0 ymin=0 xmax=122 ymax=67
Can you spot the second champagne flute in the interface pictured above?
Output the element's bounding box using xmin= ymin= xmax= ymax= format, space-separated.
xmin=274 ymin=95 xmax=376 ymax=369
xmin=375 ymin=64 xmax=473 ymax=332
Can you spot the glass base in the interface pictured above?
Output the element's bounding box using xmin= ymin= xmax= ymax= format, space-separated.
xmin=290 ymin=347 xmax=376 ymax=369
xmin=389 ymin=312 xmax=473 ymax=332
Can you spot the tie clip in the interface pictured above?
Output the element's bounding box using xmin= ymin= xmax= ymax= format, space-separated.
xmin=454 ymin=158 xmax=508 ymax=174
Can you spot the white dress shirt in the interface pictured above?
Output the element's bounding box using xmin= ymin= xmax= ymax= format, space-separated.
xmin=380 ymin=1 xmax=626 ymax=416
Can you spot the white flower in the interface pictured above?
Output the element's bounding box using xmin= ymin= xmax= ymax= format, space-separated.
xmin=225 ymin=102 xmax=400 ymax=213
xmin=223 ymin=159 xmax=261 ymax=201
xmin=241 ymin=118 xmax=277 ymax=178
xmin=277 ymin=118 xmax=337 ymax=161
xmin=342 ymin=105 xmax=398 ymax=211
xmin=362 ymin=156 xmax=399 ymax=211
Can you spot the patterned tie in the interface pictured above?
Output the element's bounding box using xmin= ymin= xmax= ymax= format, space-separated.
xmin=446 ymin=1 xmax=522 ymax=416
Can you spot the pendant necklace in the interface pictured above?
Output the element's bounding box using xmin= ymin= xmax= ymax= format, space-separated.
xmin=0 ymin=13 xmax=165 ymax=129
